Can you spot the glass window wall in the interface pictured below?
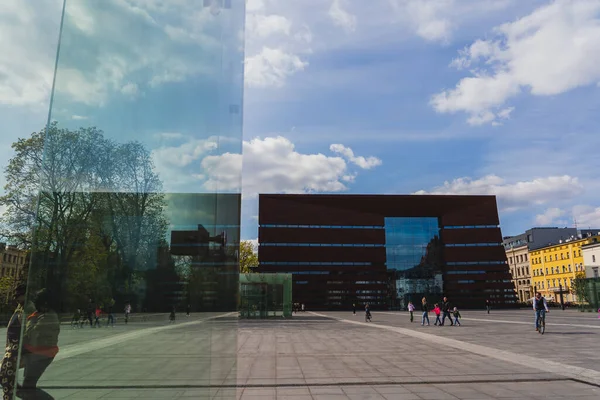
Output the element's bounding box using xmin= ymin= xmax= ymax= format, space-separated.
xmin=384 ymin=217 xmax=443 ymax=309
xmin=9 ymin=1 xmax=246 ymax=398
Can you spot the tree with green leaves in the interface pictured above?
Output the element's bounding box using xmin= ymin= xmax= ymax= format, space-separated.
xmin=572 ymin=272 xmax=590 ymax=307
xmin=0 ymin=122 xmax=168 ymax=311
xmin=239 ymin=240 xmax=258 ymax=273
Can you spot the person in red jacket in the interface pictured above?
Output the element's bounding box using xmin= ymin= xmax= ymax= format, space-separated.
xmin=433 ymin=304 xmax=442 ymax=326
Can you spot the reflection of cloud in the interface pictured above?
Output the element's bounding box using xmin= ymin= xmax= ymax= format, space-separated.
xmin=52 ymin=0 xmax=240 ymax=106
xmin=416 ymin=175 xmax=584 ymax=212
xmin=201 ymin=136 xmax=380 ymax=196
xmin=71 ymin=115 xmax=88 ymax=120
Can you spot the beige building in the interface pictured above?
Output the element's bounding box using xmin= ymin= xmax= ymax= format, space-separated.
xmin=505 ymin=244 xmax=531 ymax=302
xmin=0 ymin=243 xmax=27 ymax=281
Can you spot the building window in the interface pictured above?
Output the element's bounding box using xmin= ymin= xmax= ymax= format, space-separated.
xmin=593 ymin=255 xmax=596 ymax=263
xmin=384 ymin=217 xmax=442 ymax=305
xmin=594 ymin=268 xmax=599 ymax=278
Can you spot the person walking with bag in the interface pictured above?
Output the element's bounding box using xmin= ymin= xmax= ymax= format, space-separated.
xmin=0 ymin=284 xmax=28 ymax=400
xmin=20 ymin=288 xmax=60 ymax=397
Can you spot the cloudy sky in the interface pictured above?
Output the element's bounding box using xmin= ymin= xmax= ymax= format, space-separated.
xmin=1 ymin=0 xmax=600 ymax=244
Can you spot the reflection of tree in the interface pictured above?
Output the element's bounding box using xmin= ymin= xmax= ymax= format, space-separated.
xmin=0 ymin=123 xmax=167 ymax=311
xmin=390 ymin=235 xmax=444 ymax=309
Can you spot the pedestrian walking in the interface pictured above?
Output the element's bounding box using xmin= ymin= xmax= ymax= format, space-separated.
xmin=106 ymin=302 xmax=115 ymax=327
xmin=408 ymin=301 xmax=415 ymax=322
xmin=124 ymin=302 xmax=131 ymax=324
xmin=486 ymin=299 xmax=491 ymax=314
xmin=433 ymin=304 xmax=442 ymax=326
xmin=169 ymin=307 xmax=176 ymax=323
xmin=186 ymin=304 xmax=191 ymax=317
xmin=0 ymin=284 xmax=28 ymax=400
xmin=452 ymin=307 xmax=462 ymax=326
xmin=352 ymin=303 xmax=356 ymax=315
xmin=421 ymin=297 xmax=430 ymax=326
xmin=20 ymin=288 xmax=60 ymax=398
xmin=441 ymin=297 xmax=454 ymax=326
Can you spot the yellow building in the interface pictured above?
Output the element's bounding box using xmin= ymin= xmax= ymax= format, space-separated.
xmin=530 ymin=235 xmax=600 ymax=303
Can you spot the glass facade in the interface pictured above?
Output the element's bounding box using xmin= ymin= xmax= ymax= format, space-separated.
xmin=384 ymin=217 xmax=443 ymax=309
xmin=12 ymin=1 xmax=245 ymax=398
xmin=239 ymin=274 xmax=292 ymax=318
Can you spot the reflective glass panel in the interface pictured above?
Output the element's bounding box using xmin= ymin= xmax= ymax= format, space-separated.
xmin=13 ymin=1 xmax=245 ymax=398
xmin=384 ymin=217 xmax=443 ymax=309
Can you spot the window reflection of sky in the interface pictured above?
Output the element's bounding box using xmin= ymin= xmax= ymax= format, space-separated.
xmin=384 ymin=217 xmax=440 ymax=271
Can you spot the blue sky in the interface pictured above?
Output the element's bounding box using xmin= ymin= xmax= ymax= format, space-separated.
xmin=1 ymin=0 xmax=600 ymax=246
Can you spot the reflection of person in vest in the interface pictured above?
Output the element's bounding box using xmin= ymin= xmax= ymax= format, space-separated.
xmin=21 ymin=288 xmax=60 ymax=396
xmin=0 ymin=284 xmax=27 ymax=400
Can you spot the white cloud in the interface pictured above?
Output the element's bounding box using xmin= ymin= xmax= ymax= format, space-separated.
xmin=432 ymin=0 xmax=600 ymax=125
xmin=328 ymin=0 xmax=357 ymax=33
xmin=246 ymin=14 xmax=292 ymax=38
xmin=245 ymin=47 xmax=308 ymax=88
xmin=0 ymin=0 xmax=61 ymax=107
xmin=416 ymin=175 xmax=584 ymax=212
xmin=151 ymin=136 xmax=220 ymax=192
xmin=329 ymin=144 xmax=382 ymax=169
xmin=71 ymin=115 xmax=88 ymax=120
xmin=534 ymin=205 xmax=600 ymax=229
xmin=120 ymin=82 xmax=140 ymax=98
xmin=573 ymin=205 xmax=600 ymax=229
xmin=201 ymin=136 xmax=380 ymax=197
xmin=535 ymin=207 xmax=567 ymax=226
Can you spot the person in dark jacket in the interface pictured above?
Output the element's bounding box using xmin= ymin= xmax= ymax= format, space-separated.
xmin=441 ymin=297 xmax=454 ymax=326
xmin=486 ymin=299 xmax=491 ymax=314
xmin=20 ymin=288 xmax=60 ymax=397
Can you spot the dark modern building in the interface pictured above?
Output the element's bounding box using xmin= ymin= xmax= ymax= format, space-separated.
xmin=257 ymin=194 xmax=516 ymax=310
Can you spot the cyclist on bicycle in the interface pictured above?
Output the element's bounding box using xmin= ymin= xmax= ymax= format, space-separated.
xmin=533 ymin=292 xmax=549 ymax=331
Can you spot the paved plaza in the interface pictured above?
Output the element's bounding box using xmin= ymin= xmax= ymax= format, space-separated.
xmin=7 ymin=309 xmax=600 ymax=399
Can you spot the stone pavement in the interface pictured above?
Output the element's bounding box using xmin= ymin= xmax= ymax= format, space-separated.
xmin=8 ymin=310 xmax=600 ymax=399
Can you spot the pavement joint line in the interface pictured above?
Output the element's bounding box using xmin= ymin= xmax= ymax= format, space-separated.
xmin=38 ymin=377 xmax=575 ymax=390
xmin=53 ymin=312 xmax=236 ymax=362
xmin=377 ymin=311 xmax=600 ymax=329
xmin=310 ymin=311 xmax=600 ymax=388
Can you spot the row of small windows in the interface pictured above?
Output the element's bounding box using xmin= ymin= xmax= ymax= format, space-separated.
xmin=508 ymin=254 xmax=528 ymax=264
xmin=536 ymin=278 xmax=573 ymax=289
xmin=446 ymin=270 xmax=487 ymax=274
xmin=511 ymin=266 xmax=530 ymax=277
xmin=262 ymin=242 xmax=500 ymax=247
xmin=533 ymin=264 xmax=583 ymax=276
xmin=261 ymin=224 xmax=383 ymax=229
xmin=446 ymin=261 xmax=507 ymax=266
xmin=261 ymin=261 xmax=372 ymax=266
xmin=443 ymin=225 xmax=498 ymax=229
xmin=262 ymin=224 xmax=498 ymax=230
xmin=458 ymin=279 xmax=511 ymax=284
xmin=261 ymin=243 xmax=384 ymax=247
xmin=531 ymin=249 xmax=582 ymax=264
xmin=445 ymin=243 xmax=499 ymax=247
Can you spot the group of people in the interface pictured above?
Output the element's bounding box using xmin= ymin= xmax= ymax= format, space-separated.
xmin=70 ymin=300 xmax=121 ymax=328
xmin=1 ymin=284 xmax=60 ymax=399
xmin=410 ymin=297 xmax=461 ymax=326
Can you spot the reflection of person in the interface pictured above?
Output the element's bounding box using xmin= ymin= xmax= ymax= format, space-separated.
xmin=0 ymin=284 xmax=27 ymax=400
xmin=124 ymin=302 xmax=132 ymax=324
xmin=21 ymin=289 xmax=60 ymax=395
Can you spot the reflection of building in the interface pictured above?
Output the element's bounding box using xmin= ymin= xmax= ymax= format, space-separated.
xmin=0 ymin=243 xmax=26 ymax=280
xmin=530 ymin=233 xmax=600 ymax=303
xmin=257 ymin=194 xmax=515 ymax=310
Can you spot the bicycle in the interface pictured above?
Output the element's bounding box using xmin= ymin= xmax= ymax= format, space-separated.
xmin=536 ymin=310 xmax=548 ymax=334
